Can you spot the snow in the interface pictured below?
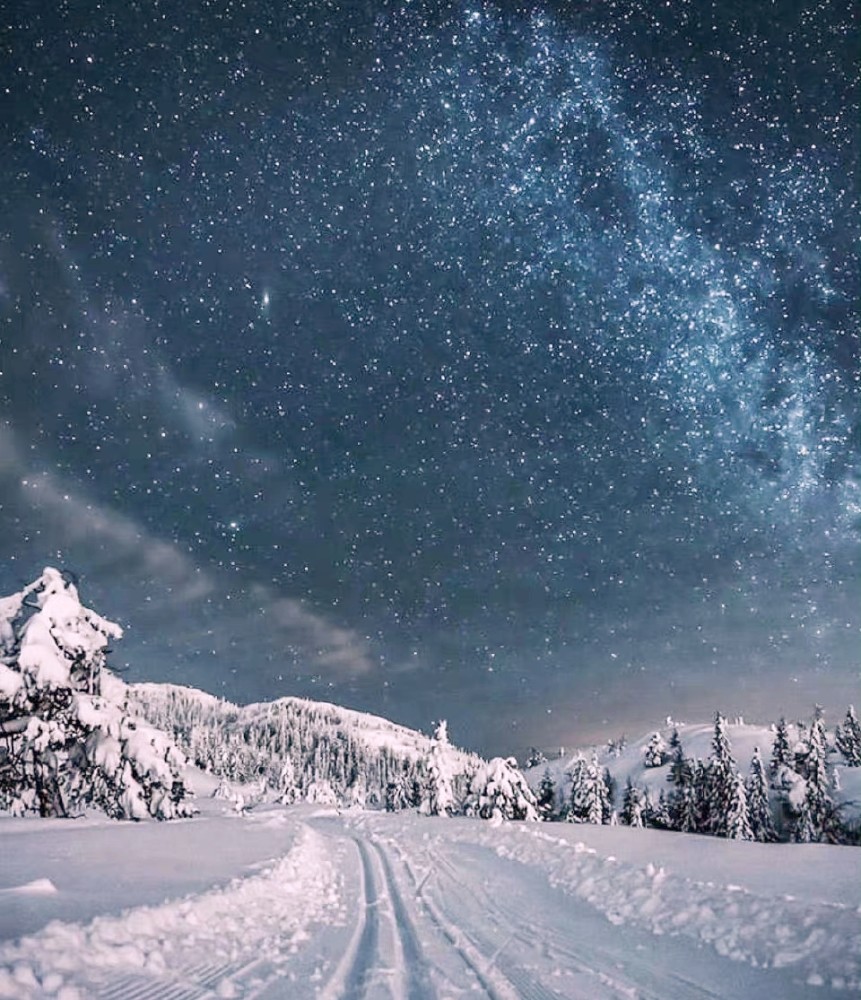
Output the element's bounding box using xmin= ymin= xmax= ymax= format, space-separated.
xmin=0 ymin=780 xmax=858 ymax=998
xmin=528 ymin=718 xmax=861 ymax=826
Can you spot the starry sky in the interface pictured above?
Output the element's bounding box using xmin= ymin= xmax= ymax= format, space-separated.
xmin=1 ymin=0 xmax=858 ymax=757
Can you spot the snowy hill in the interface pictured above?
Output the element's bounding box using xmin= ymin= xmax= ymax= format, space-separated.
xmin=525 ymin=716 xmax=861 ymax=840
xmin=128 ymin=681 xmax=480 ymax=809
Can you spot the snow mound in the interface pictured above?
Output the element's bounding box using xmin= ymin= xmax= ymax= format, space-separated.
xmin=0 ymin=823 xmax=341 ymax=999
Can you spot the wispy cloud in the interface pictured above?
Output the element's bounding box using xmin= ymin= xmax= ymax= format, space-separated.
xmin=0 ymin=424 xmax=375 ymax=678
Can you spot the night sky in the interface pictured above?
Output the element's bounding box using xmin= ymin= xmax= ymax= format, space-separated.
xmin=1 ymin=0 xmax=858 ymax=756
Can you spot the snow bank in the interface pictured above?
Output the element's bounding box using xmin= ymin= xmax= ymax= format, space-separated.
xmin=363 ymin=812 xmax=861 ymax=991
xmin=0 ymin=820 xmax=341 ymax=999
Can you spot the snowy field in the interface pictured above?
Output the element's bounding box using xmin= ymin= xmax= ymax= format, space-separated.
xmin=1 ymin=776 xmax=859 ymax=999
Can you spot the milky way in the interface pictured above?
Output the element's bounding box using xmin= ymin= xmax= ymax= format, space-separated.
xmin=1 ymin=0 xmax=858 ymax=754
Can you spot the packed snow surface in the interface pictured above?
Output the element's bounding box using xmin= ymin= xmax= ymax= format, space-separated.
xmin=0 ymin=783 xmax=858 ymax=998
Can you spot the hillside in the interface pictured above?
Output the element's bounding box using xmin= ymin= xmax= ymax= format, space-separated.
xmin=128 ymin=681 xmax=480 ymax=810
xmin=525 ymin=716 xmax=861 ymax=837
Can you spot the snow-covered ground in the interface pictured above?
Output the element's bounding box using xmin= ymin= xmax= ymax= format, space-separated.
xmin=1 ymin=773 xmax=859 ymax=999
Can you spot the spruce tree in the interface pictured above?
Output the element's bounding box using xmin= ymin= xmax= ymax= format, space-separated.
xmin=770 ymin=717 xmax=794 ymax=775
xmin=707 ymin=712 xmax=736 ymax=837
xmin=465 ymin=757 xmax=539 ymax=821
xmin=746 ymin=747 xmax=776 ymax=842
xmin=668 ymin=742 xmax=698 ymax=833
xmin=643 ymin=731 xmax=669 ymax=767
xmin=835 ymin=706 xmax=861 ymax=766
xmin=725 ymin=771 xmax=753 ymax=840
xmin=565 ymin=756 xmax=589 ymax=822
xmin=620 ymin=777 xmax=644 ymax=827
xmin=0 ymin=569 xmax=190 ymax=820
xmin=537 ymin=768 xmax=557 ymax=821
xmin=420 ymin=720 xmax=456 ymax=816
xmin=802 ymin=712 xmax=832 ymax=840
xmin=645 ymin=788 xmax=672 ymax=829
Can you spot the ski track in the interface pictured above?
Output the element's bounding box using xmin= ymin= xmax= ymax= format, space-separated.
xmin=313 ymin=823 xmax=440 ymax=1000
xmin=1 ymin=810 xmax=859 ymax=999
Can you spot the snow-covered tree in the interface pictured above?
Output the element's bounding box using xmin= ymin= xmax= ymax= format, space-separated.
xmin=746 ymin=747 xmax=776 ymax=842
xmin=277 ymin=757 xmax=297 ymax=805
xmin=644 ymin=788 xmax=672 ymax=829
xmin=725 ymin=770 xmax=753 ymax=841
xmin=566 ymin=752 xmax=609 ymax=824
xmin=465 ymin=756 xmax=539 ymax=821
xmin=536 ymin=767 xmax=557 ymax=821
xmin=801 ymin=712 xmax=832 ymax=840
xmin=643 ymin=731 xmax=669 ymax=768
xmin=706 ymin=712 xmax=737 ymax=837
xmin=420 ymin=720 xmax=457 ymax=816
xmin=835 ymin=706 xmax=861 ymax=767
xmin=0 ymin=569 xmax=190 ymax=820
xmin=620 ymin=778 xmax=644 ymax=827
xmin=667 ymin=741 xmax=698 ymax=833
xmin=770 ymin=717 xmax=794 ymax=776
xmin=525 ymin=746 xmax=547 ymax=769
xmin=385 ymin=760 xmax=420 ymax=812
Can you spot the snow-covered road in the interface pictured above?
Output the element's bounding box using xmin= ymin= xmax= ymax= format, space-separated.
xmin=0 ymin=806 xmax=858 ymax=999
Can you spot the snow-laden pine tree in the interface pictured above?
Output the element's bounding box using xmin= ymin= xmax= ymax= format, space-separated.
xmin=385 ymin=759 xmax=421 ymax=812
xmin=643 ymin=731 xmax=669 ymax=768
xmin=0 ymin=568 xmax=190 ymax=819
xmin=770 ymin=717 xmax=794 ymax=776
xmin=566 ymin=752 xmax=609 ymax=824
xmin=536 ymin=767 xmax=557 ymax=821
xmin=835 ymin=706 xmax=861 ymax=767
xmin=801 ymin=711 xmax=832 ymax=841
xmin=644 ymin=788 xmax=672 ymax=829
xmin=620 ymin=777 xmax=644 ymax=827
xmin=667 ymin=741 xmax=698 ymax=833
xmin=725 ymin=770 xmax=753 ymax=840
xmin=465 ymin=756 xmax=539 ymax=821
xmin=420 ymin=720 xmax=457 ymax=816
xmin=706 ymin=712 xmax=737 ymax=837
xmin=277 ymin=757 xmax=297 ymax=805
xmin=746 ymin=746 xmax=776 ymax=842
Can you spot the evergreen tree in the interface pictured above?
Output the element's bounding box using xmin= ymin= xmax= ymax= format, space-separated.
xmin=566 ymin=752 xmax=610 ymax=824
xmin=707 ymin=712 xmax=737 ymax=837
xmin=420 ymin=720 xmax=457 ymax=816
xmin=802 ymin=712 xmax=832 ymax=840
xmin=0 ymin=569 xmax=190 ymax=820
xmin=725 ymin=771 xmax=753 ymax=840
xmin=643 ymin=731 xmax=669 ymax=768
xmin=667 ymin=741 xmax=698 ymax=833
xmin=835 ymin=706 xmax=861 ymax=766
xmin=385 ymin=760 xmax=420 ymax=812
xmin=770 ymin=717 xmax=794 ymax=776
xmin=277 ymin=757 xmax=297 ymax=805
xmin=565 ymin=756 xmax=589 ymax=822
xmin=536 ymin=768 xmax=557 ymax=821
xmin=644 ymin=788 xmax=672 ymax=829
xmin=602 ymin=766 xmax=616 ymax=824
xmin=746 ymin=747 xmax=776 ymax=842
xmin=465 ymin=757 xmax=539 ymax=821
xmin=620 ymin=777 xmax=644 ymax=827
xmin=693 ymin=758 xmax=710 ymax=832
xmin=525 ymin=746 xmax=548 ymax=769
